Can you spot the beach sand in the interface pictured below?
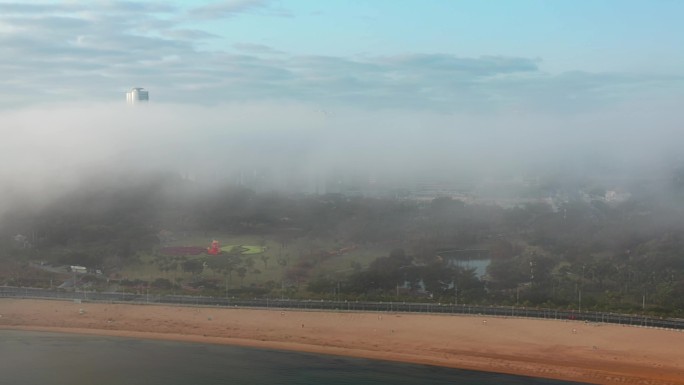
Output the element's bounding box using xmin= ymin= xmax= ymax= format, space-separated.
xmin=1 ymin=298 xmax=683 ymax=384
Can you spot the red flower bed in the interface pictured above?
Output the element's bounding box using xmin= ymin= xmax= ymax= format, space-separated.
xmin=159 ymin=246 xmax=206 ymax=256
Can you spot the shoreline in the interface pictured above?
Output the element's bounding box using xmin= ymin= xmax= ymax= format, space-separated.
xmin=1 ymin=299 xmax=683 ymax=385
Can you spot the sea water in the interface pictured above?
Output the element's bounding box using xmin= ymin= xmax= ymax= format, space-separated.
xmin=0 ymin=330 xmax=587 ymax=385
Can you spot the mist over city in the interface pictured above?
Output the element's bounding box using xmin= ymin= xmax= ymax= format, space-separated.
xmin=2 ymin=97 xmax=682 ymax=209
xmin=0 ymin=1 xmax=682 ymax=208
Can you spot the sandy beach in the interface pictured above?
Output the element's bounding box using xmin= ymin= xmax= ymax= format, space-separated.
xmin=1 ymin=299 xmax=683 ymax=385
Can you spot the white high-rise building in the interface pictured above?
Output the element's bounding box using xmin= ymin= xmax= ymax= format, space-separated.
xmin=126 ymin=87 xmax=149 ymax=104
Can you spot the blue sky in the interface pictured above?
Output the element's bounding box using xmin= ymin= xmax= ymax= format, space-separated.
xmin=0 ymin=0 xmax=682 ymax=111
xmin=187 ymin=0 xmax=684 ymax=73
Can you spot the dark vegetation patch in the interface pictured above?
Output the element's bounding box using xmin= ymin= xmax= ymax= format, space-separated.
xmin=160 ymin=246 xmax=207 ymax=256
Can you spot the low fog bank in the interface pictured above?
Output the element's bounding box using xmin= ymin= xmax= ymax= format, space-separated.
xmin=1 ymin=100 xmax=683 ymax=217
xmin=3 ymin=100 xmax=684 ymax=313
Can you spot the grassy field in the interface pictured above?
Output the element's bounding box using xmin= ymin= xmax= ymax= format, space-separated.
xmin=119 ymin=233 xmax=389 ymax=293
xmin=220 ymin=245 xmax=265 ymax=255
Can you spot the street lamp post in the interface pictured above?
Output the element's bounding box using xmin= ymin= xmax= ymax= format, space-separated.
xmin=579 ymin=288 xmax=582 ymax=313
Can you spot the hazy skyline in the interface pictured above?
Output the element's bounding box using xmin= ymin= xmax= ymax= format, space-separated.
xmin=1 ymin=0 xmax=683 ymax=204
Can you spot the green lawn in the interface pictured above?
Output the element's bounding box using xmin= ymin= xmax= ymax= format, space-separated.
xmin=120 ymin=232 xmax=390 ymax=293
xmin=220 ymin=245 xmax=265 ymax=255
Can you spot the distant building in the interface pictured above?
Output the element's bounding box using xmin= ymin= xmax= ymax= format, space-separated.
xmin=70 ymin=265 xmax=87 ymax=274
xmin=126 ymin=87 xmax=149 ymax=104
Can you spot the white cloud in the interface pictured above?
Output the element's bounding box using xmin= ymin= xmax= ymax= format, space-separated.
xmin=187 ymin=0 xmax=269 ymax=20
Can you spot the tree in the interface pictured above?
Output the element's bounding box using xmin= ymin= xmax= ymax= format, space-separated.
xmin=225 ymin=263 xmax=235 ymax=284
xmin=151 ymin=278 xmax=173 ymax=289
xmin=260 ymin=254 xmax=270 ymax=270
xmin=237 ymin=267 xmax=247 ymax=286
xmin=182 ymin=259 xmax=204 ymax=276
xmin=454 ymin=267 xmax=485 ymax=303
